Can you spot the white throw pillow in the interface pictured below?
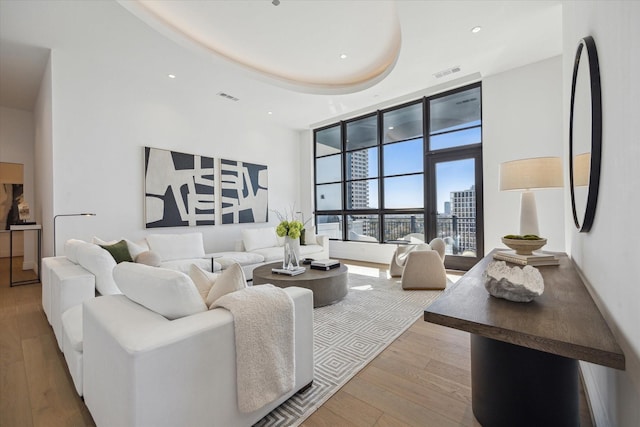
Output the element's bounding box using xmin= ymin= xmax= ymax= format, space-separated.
xmin=75 ymin=242 xmax=121 ymax=295
xmin=242 ymin=227 xmax=278 ymax=252
xmin=113 ymin=262 xmax=207 ymax=320
xmin=205 ymin=263 xmax=247 ymax=308
xmin=64 ymin=239 xmax=86 ymax=264
xmin=146 ymin=233 xmax=205 ymax=262
xmin=189 ymin=264 xmax=219 ymax=301
xmin=135 ymin=251 xmax=162 ymax=267
xmin=93 ymin=236 xmax=148 ymax=259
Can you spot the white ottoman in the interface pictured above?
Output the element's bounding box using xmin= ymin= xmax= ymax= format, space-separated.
xmin=61 ymin=304 xmax=84 ymax=396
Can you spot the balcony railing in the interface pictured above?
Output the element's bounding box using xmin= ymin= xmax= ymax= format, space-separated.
xmin=319 ymin=214 xmax=477 ymax=256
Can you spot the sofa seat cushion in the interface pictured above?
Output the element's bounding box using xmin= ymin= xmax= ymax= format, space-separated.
xmin=146 ymin=233 xmax=206 ymax=262
xmin=113 ymin=262 xmax=207 ymax=320
xmin=159 ymin=258 xmax=220 ymax=274
xmin=210 ymin=252 xmax=264 ymax=269
xmin=61 ymin=305 xmax=83 ymax=352
xmin=251 ymin=247 xmax=286 ymax=262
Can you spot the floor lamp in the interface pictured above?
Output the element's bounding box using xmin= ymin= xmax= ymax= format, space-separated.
xmin=499 ymin=157 xmax=563 ymax=236
xmin=53 ymin=213 xmax=96 ymax=256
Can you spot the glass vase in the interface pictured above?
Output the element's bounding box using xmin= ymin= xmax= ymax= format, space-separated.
xmin=283 ymin=236 xmax=300 ymax=270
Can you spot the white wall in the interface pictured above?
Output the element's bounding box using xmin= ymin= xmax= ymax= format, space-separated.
xmin=482 ymin=56 xmax=565 ymax=253
xmin=35 ymin=3 xmax=303 ymax=257
xmin=0 ymin=106 xmax=36 ymax=263
xmin=563 ymin=2 xmax=640 ymax=426
xmin=300 ymin=58 xmax=564 ymax=264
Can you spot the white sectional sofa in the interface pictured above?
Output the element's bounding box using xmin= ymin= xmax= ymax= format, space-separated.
xmin=43 ymin=247 xmax=314 ymax=425
xmin=40 ymin=228 xmax=327 ymax=400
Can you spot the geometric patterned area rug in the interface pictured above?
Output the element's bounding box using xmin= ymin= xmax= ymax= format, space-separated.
xmin=255 ymin=263 xmax=444 ymax=426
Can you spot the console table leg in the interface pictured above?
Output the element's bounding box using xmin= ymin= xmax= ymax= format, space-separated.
xmin=471 ymin=334 xmax=579 ymax=427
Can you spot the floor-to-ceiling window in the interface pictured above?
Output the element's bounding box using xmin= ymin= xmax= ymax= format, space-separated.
xmin=314 ymin=83 xmax=483 ymax=270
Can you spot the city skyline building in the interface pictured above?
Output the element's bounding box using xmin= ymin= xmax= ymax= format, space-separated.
xmin=449 ymin=185 xmax=476 ymax=254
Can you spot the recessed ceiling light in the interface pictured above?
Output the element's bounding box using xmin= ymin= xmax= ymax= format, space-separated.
xmin=340 ymin=53 xmax=348 ymax=59
xmin=471 ymin=26 xmax=482 ymax=33
xmin=268 ymin=111 xmax=273 ymax=115
xmin=168 ymin=74 xmax=176 ymax=79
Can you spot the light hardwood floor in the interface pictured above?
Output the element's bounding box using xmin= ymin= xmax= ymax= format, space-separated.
xmin=1 ymin=256 xmax=593 ymax=426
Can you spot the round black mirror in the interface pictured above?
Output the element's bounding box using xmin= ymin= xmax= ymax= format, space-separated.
xmin=569 ymin=36 xmax=602 ymax=233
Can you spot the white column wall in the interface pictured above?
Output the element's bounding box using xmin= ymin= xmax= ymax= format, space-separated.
xmin=563 ymin=2 xmax=640 ymax=426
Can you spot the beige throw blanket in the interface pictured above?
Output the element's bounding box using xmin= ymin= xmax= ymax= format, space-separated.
xmin=213 ymin=284 xmax=295 ymax=413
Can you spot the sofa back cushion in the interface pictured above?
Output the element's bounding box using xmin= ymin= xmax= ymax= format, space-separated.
xmin=75 ymin=242 xmax=121 ymax=295
xmin=146 ymin=233 xmax=205 ymax=262
xmin=113 ymin=262 xmax=207 ymax=320
xmin=241 ymin=227 xmax=278 ymax=252
xmin=64 ymin=239 xmax=87 ymax=264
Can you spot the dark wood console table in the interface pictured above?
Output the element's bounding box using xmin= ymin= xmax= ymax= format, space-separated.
xmin=424 ymin=250 xmax=625 ymax=427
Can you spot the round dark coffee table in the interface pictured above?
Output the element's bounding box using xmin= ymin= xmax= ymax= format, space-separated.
xmin=252 ymin=262 xmax=349 ymax=307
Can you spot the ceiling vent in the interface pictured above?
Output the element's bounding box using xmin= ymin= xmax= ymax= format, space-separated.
xmin=433 ymin=66 xmax=461 ymax=79
xmin=217 ymin=92 xmax=239 ymax=102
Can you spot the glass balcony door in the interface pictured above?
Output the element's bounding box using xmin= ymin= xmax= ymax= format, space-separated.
xmin=427 ymin=148 xmax=483 ymax=271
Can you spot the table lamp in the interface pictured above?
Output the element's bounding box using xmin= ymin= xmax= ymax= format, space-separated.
xmin=499 ymin=157 xmax=563 ymax=236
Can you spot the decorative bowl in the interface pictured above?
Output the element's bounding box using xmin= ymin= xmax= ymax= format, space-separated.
xmin=501 ymin=236 xmax=547 ymax=255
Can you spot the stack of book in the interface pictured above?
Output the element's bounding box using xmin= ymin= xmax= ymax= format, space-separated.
xmin=493 ymin=250 xmax=559 ymax=266
xmin=310 ymin=259 xmax=341 ymax=271
xmin=271 ymin=266 xmax=306 ymax=276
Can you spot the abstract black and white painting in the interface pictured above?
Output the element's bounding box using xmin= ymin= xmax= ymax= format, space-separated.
xmin=220 ymin=159 xmax=268 ymax=224
xmin=145 ymin=147 xmax=215 ymax=228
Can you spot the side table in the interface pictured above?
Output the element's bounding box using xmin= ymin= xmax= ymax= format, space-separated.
xmin=9 ymin=224 xmax=42 ymax=286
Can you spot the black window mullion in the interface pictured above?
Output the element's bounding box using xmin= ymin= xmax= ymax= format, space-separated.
xmin=377 ymin=110 xmax=384 ymax=241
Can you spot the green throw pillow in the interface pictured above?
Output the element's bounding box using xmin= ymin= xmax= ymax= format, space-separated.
xmin=100 ymin=239 xmax=133 ymax=264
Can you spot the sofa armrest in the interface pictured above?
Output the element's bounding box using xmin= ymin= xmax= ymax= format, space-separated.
xmin=45 ymin=258 xmax=95 ymax=350
xmin=83 ymin=287 xmax=313 ymax=427
xmin=316 ymin=234 xmax=329 ymax=249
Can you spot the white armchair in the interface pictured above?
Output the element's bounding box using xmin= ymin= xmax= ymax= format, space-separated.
xmin=390 ymin=237 xmax=448 ymax=290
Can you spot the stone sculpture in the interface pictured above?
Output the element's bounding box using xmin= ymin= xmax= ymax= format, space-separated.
xmin=483 ymin=260 xmax=544 ymax=302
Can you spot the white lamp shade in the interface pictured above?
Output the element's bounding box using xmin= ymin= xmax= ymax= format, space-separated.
xmin=572 ymin=152 xmax=591 ymax=187
xmin=500 ymin=157 xmax=563 ymax=191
